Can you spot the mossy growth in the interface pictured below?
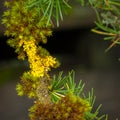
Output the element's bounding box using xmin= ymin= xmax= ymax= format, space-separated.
xmin=2 ymin=0 xmax=118 ymax=120
xmin=29 ymin=92 xmax=91 ymax=120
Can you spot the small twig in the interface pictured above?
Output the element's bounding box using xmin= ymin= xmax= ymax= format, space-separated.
xmin=105 ymin=35 xmax=120 ymax=52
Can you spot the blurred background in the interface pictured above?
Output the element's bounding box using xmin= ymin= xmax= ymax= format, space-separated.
xmin=0 ymin=1 xmax=120 ymax=120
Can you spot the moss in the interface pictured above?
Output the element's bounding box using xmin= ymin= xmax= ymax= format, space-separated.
xmin=29 ymin=93 xmax=91 ymax=120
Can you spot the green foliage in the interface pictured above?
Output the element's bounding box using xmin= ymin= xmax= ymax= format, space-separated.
xmin=89 ymin=0 xmax=120 ymax=52
xmin=47 ymin=69 xmax=110 ymax=119
xmin=84 ymin=89 xmax=107 ymax=120
xmin=26 ymin=0 xmax=71 ymax=26
xmin=49 ymin=70 xmax=85 ymax=102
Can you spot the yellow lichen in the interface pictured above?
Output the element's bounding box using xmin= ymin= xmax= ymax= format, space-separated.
xmin=23 ymin=39 xmax=57 ymax=78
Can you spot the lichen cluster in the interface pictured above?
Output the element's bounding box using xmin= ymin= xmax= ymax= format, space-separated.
xmin=2 ymin=0 xmax=110 ymax=120
xmin=2 ymin=0 xmax=59 ymax=99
